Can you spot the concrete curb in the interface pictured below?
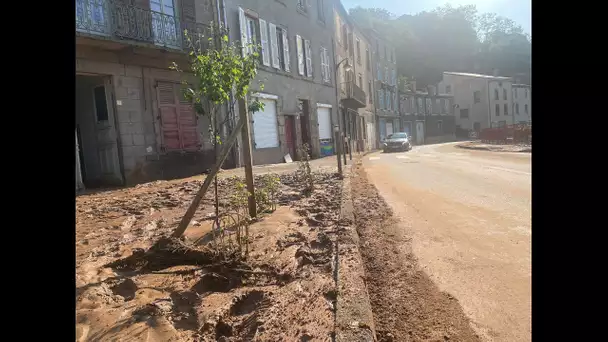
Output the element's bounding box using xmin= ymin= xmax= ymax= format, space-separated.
xmin=334 ymin=151 xmax=377 ymax=342
xmin=456 ymin=143 xmax=532 ymax=153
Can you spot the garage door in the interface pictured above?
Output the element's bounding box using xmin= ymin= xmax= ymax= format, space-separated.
xmin=317 ymin=107 xmax=332 ymax=140
xmin=253 ymin=99 xmax=279 ymax=149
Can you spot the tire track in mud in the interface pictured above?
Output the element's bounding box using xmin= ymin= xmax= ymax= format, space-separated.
xmin=351 ymin=160 xmax=481 ymax=342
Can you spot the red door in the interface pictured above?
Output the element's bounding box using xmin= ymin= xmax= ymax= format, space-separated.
xmin=285 ymin=116 xmax=297 ymax=159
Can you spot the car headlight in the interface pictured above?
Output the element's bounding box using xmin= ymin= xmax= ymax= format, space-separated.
xmin=401 ymin=141 xmax=407 ymax=145
xmin=383 ymin=143 xmax=387 ymax=147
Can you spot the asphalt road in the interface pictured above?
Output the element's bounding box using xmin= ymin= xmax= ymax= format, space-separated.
xmin=363 ymin=143 xmax=531 ymax=342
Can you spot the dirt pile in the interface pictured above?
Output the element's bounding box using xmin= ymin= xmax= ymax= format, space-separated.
xmin=350 ymin=161 xmax=481 ymax=342
xmin=76 ymin=171 xmax=343 ymax=341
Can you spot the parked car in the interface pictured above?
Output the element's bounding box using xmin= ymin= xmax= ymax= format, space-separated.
xmin=382 ymin=132 xmax=412 ymax=153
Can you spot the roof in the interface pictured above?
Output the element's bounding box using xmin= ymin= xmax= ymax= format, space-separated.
xmin=512 ymin=84 xmax=531 ymax=88
xmin=443 ymin=71 xmax=512 ymax=81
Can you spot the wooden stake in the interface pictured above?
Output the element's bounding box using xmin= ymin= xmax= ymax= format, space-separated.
xmin=238 ymin=97 xmax=257 ymax=219
xmin=171 ymin=114 xmax=247 ymax=238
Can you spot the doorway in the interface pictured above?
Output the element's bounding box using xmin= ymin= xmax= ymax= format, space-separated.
xmin=76 ymin=74 xmax=123 ymax=188
xmin=415 ymin=121 xmax=425 ymax=145
xmin=284 ymin=116 xmax=297 ymax=160
xmin=298 ymin=99 xmax=311 ymax=149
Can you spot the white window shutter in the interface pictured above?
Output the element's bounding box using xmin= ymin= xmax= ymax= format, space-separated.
xmin=259 ymin=19 xmax=270 ymax=66
xmin=238 ymin=7 xmax=248 ymax=57
xmin=282 ymin=30 xmax=290 ymax=72
xmin=325 ymin=49 xmax=331 ymax=82
xmin=320 ymin=47 xmax=327 ymax=82
xmin=296 ymin=35 xmax=304 ymax=76
xmin=305 ymin=39 xmax=313 ymax=77
xmin=268 ymin=23 xmax=280 ymax=69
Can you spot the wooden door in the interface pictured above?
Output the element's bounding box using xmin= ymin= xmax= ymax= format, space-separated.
xmin=94 ymin=77 xmax=123 ymax=185
xmin=285 ymin=116 xmax=297 ymax=159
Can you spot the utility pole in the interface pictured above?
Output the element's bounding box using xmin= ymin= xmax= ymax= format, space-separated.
xmin=238 ymin=97 xmax=257 ymax=218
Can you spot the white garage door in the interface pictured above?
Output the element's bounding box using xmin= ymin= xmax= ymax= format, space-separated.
xmin=253 ymin=99 xmax=279 ymax=149
xmin=317 ymin=107 xmax=332 ymax=140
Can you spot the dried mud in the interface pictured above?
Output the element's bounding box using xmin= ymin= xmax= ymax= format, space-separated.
xmin=350 ymin=160 xmax=481 ymax=342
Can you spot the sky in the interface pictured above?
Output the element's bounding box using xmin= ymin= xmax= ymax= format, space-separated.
xmin=342 ymin=0 xmax=531 ymax=35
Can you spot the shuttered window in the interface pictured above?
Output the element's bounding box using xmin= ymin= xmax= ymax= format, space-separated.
xmin=320 ymin=46 xmax=330 ymax=82
xmin=296 ymin=35 xmax=305 ymax=75
xmin=157 ymin=81 xmax=199 ymax=152
xmin=282 ymin=28 xmax=290 ymax=72
xmin=268 ymin=22 xmax=280 ymax=68
xmin=259 ymin=19 xmax=270 ymax=66
xmin=305 ymin=39 xmax=313 ymax=77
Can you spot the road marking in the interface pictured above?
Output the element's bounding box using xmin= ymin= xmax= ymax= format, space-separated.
xmin=486 ymin=166 xmax=531 ymax=175
xmin=369 ymin=156 xmax=380 ymax=160
xmin=396 ymin=155 xmax=409 ymax=159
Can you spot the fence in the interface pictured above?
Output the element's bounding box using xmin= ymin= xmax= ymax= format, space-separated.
xmin=479 ymin=124 xmax=532 ymax=144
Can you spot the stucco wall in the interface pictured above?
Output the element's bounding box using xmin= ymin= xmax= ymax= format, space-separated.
xmin=513 ymin=86 xmax=532 ymax=123
xmin=225 ymin=0 xmax=338 ymax=165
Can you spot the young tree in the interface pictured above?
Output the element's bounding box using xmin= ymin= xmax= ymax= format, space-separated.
xmin=170 ymin=24 xmax=264 ymax=239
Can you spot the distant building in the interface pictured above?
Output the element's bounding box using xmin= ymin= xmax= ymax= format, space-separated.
xmin=512 ymin=84 xmax=532 ymax=125
xmin=438 ymin=71 xmax=516 ymax=132
xmin=399 ymin=82 xmax=455 ymax=145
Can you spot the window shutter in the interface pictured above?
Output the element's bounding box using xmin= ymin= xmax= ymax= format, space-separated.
xmin=394 ymin=92 xmax=398 ymax=111
xmin=178 ymin=85 xmax=199 ymax=151
xmin=282 ymin=30 xmax=290 ymax=71
xmin=378 ymin=89 xmax=383 ymax=109
xmin=296 ymin=35 xmax=304 ymax=75
xmin=238 ymin=7 xmax=248 ymax=57
xmin=181 ymin=0 xmax=196 ymax=22
xmin=305 ymin=39 xmax=313 ymax=77
xmin=319 ymin=47 xmax=325 ymax=81
xmin=157 ymin=82 xmax=181 ymax=151
xmin=325 ymin=48 xmax=331 ymax=82
xmin=259 ymin=19 xmax=270 ymax=66
xmin=269 ymin=23 xmax=280 ymax=68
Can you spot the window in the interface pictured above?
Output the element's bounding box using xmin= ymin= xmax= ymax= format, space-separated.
xmin=446 ymin=85 xmax=451 ymax=93
xmin=473 ymin=122 xmax=480 ymax=131
xmin=150 ymin=0 xmax=178 ymax=47
xmin=366 ymin=49 xmax=370 ymax=71
xmin=297 ymin=0 xmax=307 ymax=13
xmin=494 ymin=89 xmax=499 ymax=100
xmin=498 ymin=120 xmax=506 ymax=128
xmin=378 ymin=89 xmax=384 ymax=109
xmin=368 ymin=81 xmax=373 ymax=103
xmin=525 ymin=104 xmax=528 ymax=114
xmin=384 ymin=45 xmax=387 ymax=60
xmin=356 ymin=38 xmax=361 ymax=65
xmin=252 ymin=98 xmax=280 ymax=148
xmin=504 ymin=104 xmax=509 ymax=115
xmin=516 ymin=103 xmax=520 ymax=114
xmin=393 ymin=92 xmax=398 ymax=111
xmin=503 ymin=88 xmax=507 ymax=100
xmin=377 ymin=63 xmax=382 ymax=81
xmin=391 ymin=69 xmax=396 ymax=86
xmin=440 ymin=99 xmax=446 ymax=114
xmin=386 ymin=91 xmax=391 ymax=110
xmin=426 ymin=98 xmax=432 ymax=114
xmin=317 ymin=0 xmax=325 ymax=23
xmin=460 ymin=108 xmax=469 ymax=118
xmin=474 ymin=91 xmax=481 ymax=103
xmin=525 ymin=89 xmax=528 ymax=98
xmin=358 ymin=74 xmax=363 ymax=88
xmin=157 ymin=81 xmax=200 ymax=151
xmin=444 ymin=99 xmax=450 ymax=114
xmin=273 ymin=26 xmax=290 ymax=71
xmin=410 ymin=98 xmax=415 ymax=114
xmin=320 ymin=46 xmax=330 ymax=82
xmin=93 ymin=86 xmax=108 ymax=121
xmin=437 ymin=121 xmax=443 ymax=133
xmin=384 ymin=67 xmax=389 ymax=84
xmin=296 ymin=35 xmax=313 ymax=77
xmin=495 ymin=103 xmax=500 ymax=116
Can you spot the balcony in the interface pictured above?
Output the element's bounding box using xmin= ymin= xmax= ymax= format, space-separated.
xmin=341 ymin=81 xmax=367 ymax=109
xmin=75 ymin=0 xmax=214 ymax=52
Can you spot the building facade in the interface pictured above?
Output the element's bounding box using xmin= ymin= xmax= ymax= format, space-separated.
xmin=512 ymin=84 xmax=532 ymax=125
xmin=369 ymin=29 xmax=399 ymax=146
xmin=76 ymin=0 xmax=220 ymax=190
xmin=226 ymin=0 xmax=338 ymax=165
xmin=438 ymin=71 xmax=514 ymax=133
xmin=399 ymin=83 xmax=455 ymax=145
xmin=333 ymin=1 xmax=370 ymax=153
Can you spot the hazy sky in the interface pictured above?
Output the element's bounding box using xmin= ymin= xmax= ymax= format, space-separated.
xmin=342 ymin=0 xmax=531 ymax=34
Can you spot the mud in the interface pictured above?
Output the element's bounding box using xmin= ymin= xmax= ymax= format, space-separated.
xmin=350 ymin=160 xmax=481 ymax=342
xmin=76 ymin=171 xmax=342 ymax=341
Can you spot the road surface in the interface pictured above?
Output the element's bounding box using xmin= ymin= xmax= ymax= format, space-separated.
xmin=363 ymin=143 xmax=531 ymax=342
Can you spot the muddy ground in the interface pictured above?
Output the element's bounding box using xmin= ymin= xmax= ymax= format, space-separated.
xmin=76 ymin=170 xmax=342 ymax=341
xmin=457 ymin=142 xmax=531 ymax=153
xmin=350 ymin=160 xmax=481 ymax=342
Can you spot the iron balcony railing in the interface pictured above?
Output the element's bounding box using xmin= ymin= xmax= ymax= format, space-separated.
xmin=345 ymin=81 xmax=367 ymax=106
xmin=75 ymin=0 xmax=217 ymax=51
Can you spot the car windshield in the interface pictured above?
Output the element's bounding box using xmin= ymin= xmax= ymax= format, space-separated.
xmin=387 ymin=133 xmax=407 ymax=139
